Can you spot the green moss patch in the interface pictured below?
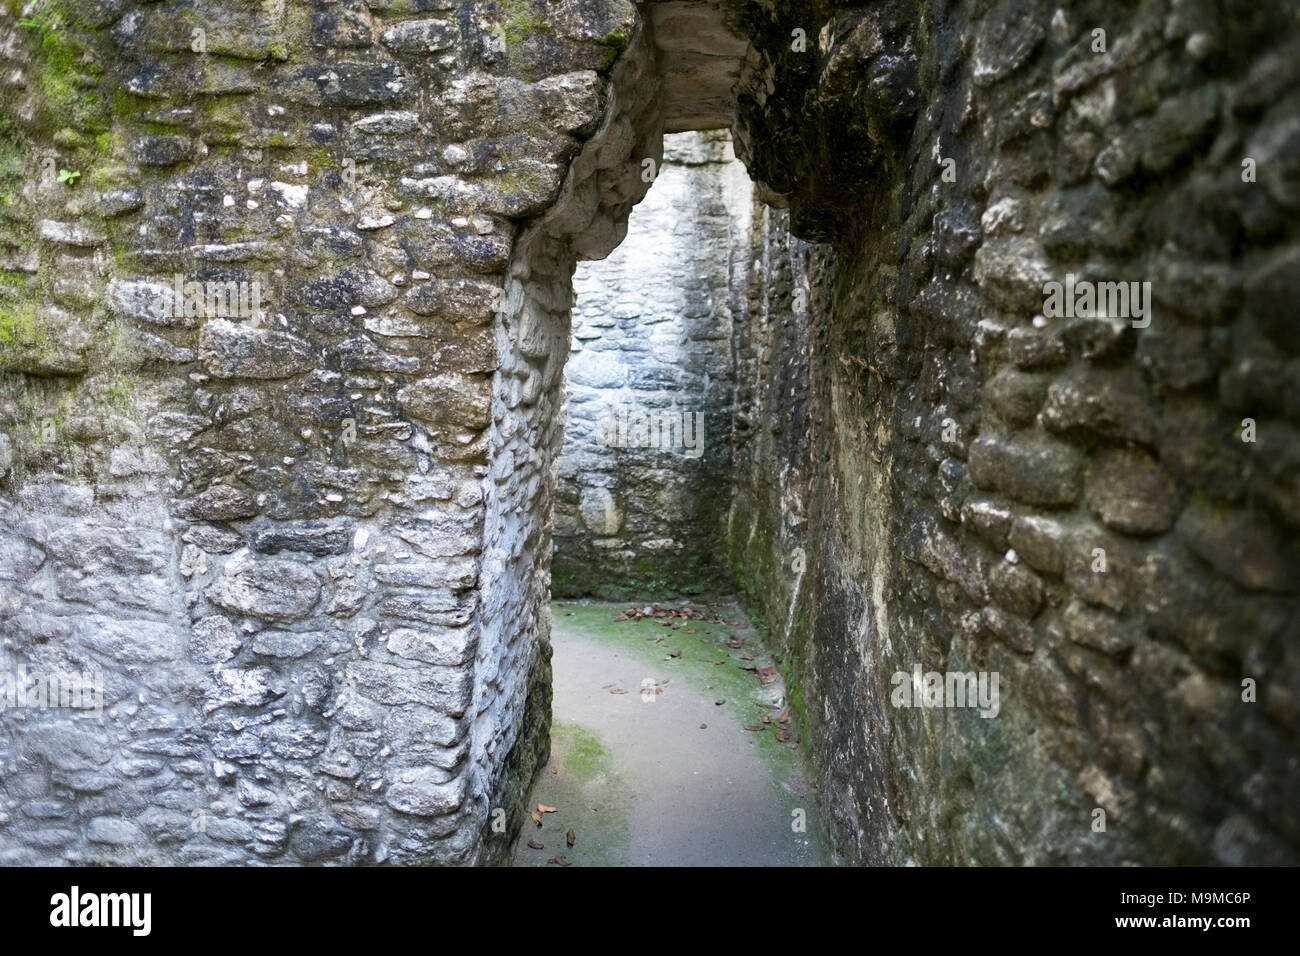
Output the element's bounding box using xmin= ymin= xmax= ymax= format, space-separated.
xmin=511 ymin=719 xmax=630 ymax=867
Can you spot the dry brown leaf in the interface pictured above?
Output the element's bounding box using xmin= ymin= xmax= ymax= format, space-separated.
xmin=530 ymin=811 xmax=543 ymax=826
xmin=547 ymin=856 xmax=570 ymax=866
xmin=527 ymin=839 xmax=544 ymax=850
xmin=566 ymin=828 xmax=575 ymax=847
xmin=744 ymin=724 xmax=763 ymax=731
xmin=610 ymin=688 xmax=628 ymax=695
xmin=538 ymin=803 xmax=557 ymax=813
xmin=778 ymin=710 xmax=790 ymax=724
xmin=670 ymin=650 xmax=682 ymax=658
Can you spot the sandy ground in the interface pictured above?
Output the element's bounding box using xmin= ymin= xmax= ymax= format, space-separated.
xmin=512 ymin=600 xmax=828 ymax=867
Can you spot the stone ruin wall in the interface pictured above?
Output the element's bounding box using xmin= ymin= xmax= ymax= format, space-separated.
xmin=728 ymin=0 xmax=1300 ymax=865
xmin=553 ymin=129 xmax=751 ymax=598
xmin=0 ymin=0 xmax=658 ymax=866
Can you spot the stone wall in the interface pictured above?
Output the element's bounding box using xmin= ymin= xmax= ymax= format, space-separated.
xmin=0 ymin=0 xmax=656 ymax=866
xmin=553 ymin=130 xmax=751 ymax=597
xmin=729 ymin=0 xmax=1300 ymax=865
xmin=726 ymin=201 xmax=821 ymax=652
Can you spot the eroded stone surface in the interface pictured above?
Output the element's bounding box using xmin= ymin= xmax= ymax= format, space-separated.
xmin=727 ymin=0 xmax=1300 ymax=867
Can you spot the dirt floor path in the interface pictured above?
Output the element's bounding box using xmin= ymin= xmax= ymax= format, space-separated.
xmin=512 ymin=599 xmax=828 ymax=867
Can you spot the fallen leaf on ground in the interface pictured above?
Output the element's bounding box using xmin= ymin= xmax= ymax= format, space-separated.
xmin=778 ymin=710 xmax=789 ymax=724
xmin=610 ymin=688 xmax=628 ymax=694
xmin=714 ymin=698 xmax=726 ymax=705
xmin=761 ymin=715 xmax=771 ymax=724
xmin=538 ymin=803 xmax=557 ymax=814
xmin=547 ymin=856 xmax=570 ymax=866
xmin=744 ymin=725 xmax=763 ymax=731
xmin=527 ymin=840 xmax=544 ymax=850
xmin=669 ymin=650 xmax=682 ymax=658
xmin=739 ymin=653 xmax=755 ymax=660
xmin=531 ymin=811 xmax=543 ymax=826
xmin=566 ymin=828 xmax=576 ymax=847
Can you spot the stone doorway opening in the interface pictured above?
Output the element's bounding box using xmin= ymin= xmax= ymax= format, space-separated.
xmin=505 ymin=127 xmax=826 ymax=867
xmin=552 ymin=130 xmax=752 ymax=598
xmin=474 ymin=3 xmax=827 ymax=866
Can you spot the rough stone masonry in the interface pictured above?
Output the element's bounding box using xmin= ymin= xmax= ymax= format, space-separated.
xmin=0 ymin=0 xmax=1296 ymax=867
xmin=554 ymin=129 xmax=751 ymax=598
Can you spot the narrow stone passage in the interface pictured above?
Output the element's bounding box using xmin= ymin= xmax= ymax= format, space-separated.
xmin=512 ymin=600 xmax=825 ymax=867
xmin=0 ymin=0 xmax=1294 ymax=871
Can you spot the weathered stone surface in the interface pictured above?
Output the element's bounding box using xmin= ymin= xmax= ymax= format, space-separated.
xmin=727 ymin=0 xmax=1300 ymax=869
xmin=386 ymin=625 xmax=477 ymax=666
xmin=403 ymin=279 xmax=501 ymax=323
xmin=1086 ymin=449 xmax=1180 ymax=535
xmin=87 ymin=817 xmax=144 ymax=845
xmin=397 ymin=374 xmax=492 ymax=428
xmin=24 ymin=724 xmax=114 ymax=772
xmin=250 ymin=630 xmax=328 ymax=659
xmin=173 ymin=485 xmax=259 ymax=522
xmin=77 ymin=616 xmax=183 ymax=664
xmin=207 ymin=552 xmax=322 ymax=621
xmin=988 ymin=559 xmax=1045 ymax=619
xmin=969 ymin=434 xmax=1085 ymax=506
xmin=190 ymin=616 xmax=243 ymax=665
xmin=291 ymin=821 xmax=356 ymax=861
xmin=199 ymin=320 xmax=315 ymax=380
xmin=252 ymin=522 xmax=352 ymax=557
xmin=379 ymin=18 xmax=457 ymax=54
xmin=1177 ymin=504 xmax=1299 ymax=592
xmin=346 ymin=661 xmax=472 ymax=715
xmin=1042 ymin=368 xmax=1157 ymax=446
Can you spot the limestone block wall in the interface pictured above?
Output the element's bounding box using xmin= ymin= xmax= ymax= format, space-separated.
xmin=726 ymin=201 xmax=819 ymax=642
xmin=729 ymin=0 xmax=1300 ymax=865
xmin=0 ymin=0 xmax=654 ymax=866
xmin=553 ymin=130 xmax=751 ymax=597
